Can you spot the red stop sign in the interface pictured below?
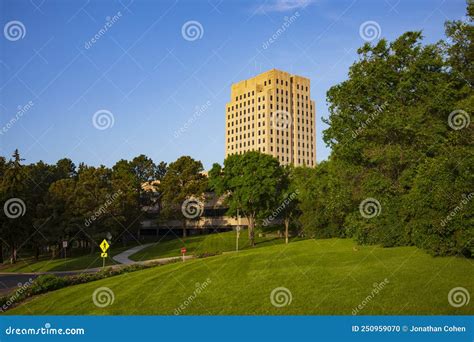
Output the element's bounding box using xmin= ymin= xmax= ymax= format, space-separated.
xmin=181 ymin=247 xmax=187 ymax=254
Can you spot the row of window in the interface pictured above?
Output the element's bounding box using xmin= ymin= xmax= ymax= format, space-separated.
xmin=228 ymin=102 xmax=311 ymax=114
xmin=226 ymin=124 xmax=314 ymax=136
xmin=228 ymin=109 xmax=313 ymax=121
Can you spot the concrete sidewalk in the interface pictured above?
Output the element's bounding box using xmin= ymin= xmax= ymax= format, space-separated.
xmin=112 ymin=243 xmax=154 ymax=265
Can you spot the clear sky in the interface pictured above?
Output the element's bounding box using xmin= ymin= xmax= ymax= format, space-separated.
xmin=0 ymin=0 xmax=467 ymax=170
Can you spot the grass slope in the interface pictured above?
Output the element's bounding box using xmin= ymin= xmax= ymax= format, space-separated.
xmin=130 ymin=231 xmax=296 ymax=261
xmin=7 ymin=238 xmax=473 ymax=315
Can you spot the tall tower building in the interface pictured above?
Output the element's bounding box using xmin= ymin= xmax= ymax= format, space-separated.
xmin=225 ymin=69 xmax=316 ymax=166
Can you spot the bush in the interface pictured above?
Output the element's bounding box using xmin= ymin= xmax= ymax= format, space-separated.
xmin=195 ymin=252 xmax=221 ymax=258
xmin=28 ymin=274 xmax=68 ymax=295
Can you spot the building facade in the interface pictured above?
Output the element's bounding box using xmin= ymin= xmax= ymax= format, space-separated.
xmin=225 ymin=69 xmax=316 ymax=166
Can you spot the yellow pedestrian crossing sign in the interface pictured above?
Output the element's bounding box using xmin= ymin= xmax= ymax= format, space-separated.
xmin=100 ymin=239 xmax=110 ymax=253
xmin=100 ymin=239 xmax=110 ymax=268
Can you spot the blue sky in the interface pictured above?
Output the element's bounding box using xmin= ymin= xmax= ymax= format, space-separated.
xmin=0 ymin=0 xmax=467 ymax=170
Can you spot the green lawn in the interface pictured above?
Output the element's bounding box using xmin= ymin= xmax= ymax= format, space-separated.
xmin=130 ymin=231 xmax=296 ymax=261
xmin=7 ymin=238 xmax=473 ymax=315
xmin=0 ymin=245 xmax=134 ymax=273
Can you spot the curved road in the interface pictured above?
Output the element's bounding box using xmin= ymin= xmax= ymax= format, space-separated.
xmin=0 ymin=243 xmax=192 ymax=296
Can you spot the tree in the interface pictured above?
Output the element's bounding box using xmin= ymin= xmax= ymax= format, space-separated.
xmin=0 ymin=156 xmax=7 ymax=263
xmin=74 ymin=165 xmax=116 ymax=253
xmin=209 ymin=151 xmax=285 ymax=246
xmin=111 ymin=159 xmax=143 ymax=242
xmin=317 ymin=4 xmax=473 ymax=255
xmin=24 ymin=160 xmax=57 ymax=260
xmin=0 ymin=150 xmax=28 ymax=263
xmin=274 ymin=166 xmax=301 ymax=244
xmin=160 ymin=156 xmax=207 ymax=237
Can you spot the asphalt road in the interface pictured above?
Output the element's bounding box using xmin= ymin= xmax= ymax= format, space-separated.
xmin=0 ymin=270 xmax=97 ymax=296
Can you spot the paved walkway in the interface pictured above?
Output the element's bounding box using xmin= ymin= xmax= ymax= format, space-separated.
xmin=112 ymin=243 xmax=154 ymax=265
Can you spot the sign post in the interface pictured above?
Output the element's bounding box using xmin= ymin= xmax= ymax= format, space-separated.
xmin=100 ymin=239 xmax=110 ymax=268
xmin=181 ymin=247 xmax=187 ymax=262
xmin=236 ymin=209 xmax=241 ymax=252
xmin=62 ymin=240 xmax=68 ymax=259
xmin=236 ymin=226 xmax=241 ymax=252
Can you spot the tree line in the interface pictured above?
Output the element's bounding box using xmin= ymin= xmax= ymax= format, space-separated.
xmin=0 ymin=152 xmax=167 ymax=263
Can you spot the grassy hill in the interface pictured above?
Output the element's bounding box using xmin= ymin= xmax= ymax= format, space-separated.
xmin=7 ymin=238 xmax=473 ymax=315
xmin=130 ymin=231 xmax=298 ymax=261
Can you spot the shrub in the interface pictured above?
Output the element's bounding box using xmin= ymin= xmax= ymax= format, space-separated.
xmin=27 ymin=275 xmax=68 ymax=295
